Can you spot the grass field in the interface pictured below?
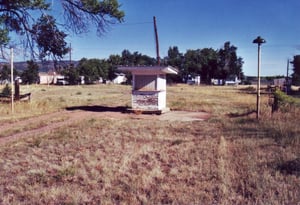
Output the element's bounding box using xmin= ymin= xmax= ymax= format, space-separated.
xmin=0 ymin=84 xmax=299 ymax=204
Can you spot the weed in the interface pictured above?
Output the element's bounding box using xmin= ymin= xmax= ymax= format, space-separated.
xmin=31 ymin=138 xmax=42 ymax=147
xmin=59 ymin=96 xmax=66 ymax=102
xmin=56 ymin=166 xmax=76 ymax=179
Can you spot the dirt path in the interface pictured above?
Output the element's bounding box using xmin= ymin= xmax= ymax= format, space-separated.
xmin=0 ymin=109 xmax=210 ymax=146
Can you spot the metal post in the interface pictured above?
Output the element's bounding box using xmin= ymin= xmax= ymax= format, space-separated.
xmin=252 ymin=36 xmax=266 ymax=120
xmin=256 ymin=44 xmax=261 ymax=119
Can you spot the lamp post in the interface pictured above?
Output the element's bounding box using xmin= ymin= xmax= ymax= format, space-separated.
xmin=253 ymin=36 xmax=266 ymax=120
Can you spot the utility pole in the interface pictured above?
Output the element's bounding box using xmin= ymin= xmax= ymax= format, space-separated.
xmin=10 ymin=47 xmax=14 ymax=114
xmin=69 ymin=43 xmax=72 ymax=65
xmin=153 ymin=16 xmax=160 ymax=66
xmin=286 ymin=59 xmax=289 ymax=94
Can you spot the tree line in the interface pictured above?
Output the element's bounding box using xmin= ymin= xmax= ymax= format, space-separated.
xmin=0 ymin=41 xmax=244 ymax=85
xmin=164 ymin=42 xmax=244 ymax=83
xmin=62 ymin=41 xmax=244 ymax=84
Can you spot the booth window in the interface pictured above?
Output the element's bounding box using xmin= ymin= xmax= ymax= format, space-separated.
xmin=134 ymin=75 xmax=157 ymax=91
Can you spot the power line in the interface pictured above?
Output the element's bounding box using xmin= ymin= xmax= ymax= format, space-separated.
xmin=116 ymin=21 xmax=153 ymax=26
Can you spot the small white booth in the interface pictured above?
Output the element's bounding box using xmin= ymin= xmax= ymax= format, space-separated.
xmin=118 ymin=66 xmax=178 ymax=114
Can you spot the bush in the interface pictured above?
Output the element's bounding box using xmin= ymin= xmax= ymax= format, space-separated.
xmin=1 ymin=84 xmax=12 ymax=97
xmin=273 ymin=90 xmax=299 ymax=111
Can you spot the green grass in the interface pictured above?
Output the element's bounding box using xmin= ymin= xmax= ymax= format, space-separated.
xmin=0 ymin=84 xmax=299 ymax=204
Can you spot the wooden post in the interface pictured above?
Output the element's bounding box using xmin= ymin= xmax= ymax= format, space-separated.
xmin=286 ymin=59 xmax=289 ymax=94
xmin=10 ymin=47 xmax=14 ymax=114
xmin=15 ymin=79 xmax=20 ymax=101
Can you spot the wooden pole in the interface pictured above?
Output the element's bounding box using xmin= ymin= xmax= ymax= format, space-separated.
xmin=10 ymin=47 xmax=14 ymax=114
xmin=69 ymin=43 xmax=72 ymax=65
xmin=153 ymin=16 xmax=160 ymax=66
xmin=286 ymin=59 xmax=289 ymax=94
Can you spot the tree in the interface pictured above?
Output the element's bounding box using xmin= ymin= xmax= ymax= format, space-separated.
xmin=61 ymin=0 xmax=124 ymax=35
xmin=107 ymin=54 xmax=122 ymax=80
xmin=165 ymin=46 xmax=183 ymax=83
xmin=62 ymin=64 xmax=80 ymax=85
xmin=97 ymin=59 xmax=109 ymax=80
xmin=121 ymin=49 xmax=134 ymax=66
xmin=21 ymin=60 xmax=39 ymax=84
xmin=77 ymin=58 xmax=95 ymax=84
xmin=77 ymin=58 xmax=109 ymax=84
xmin=291 ymin=55 xmax=300 ymax=85
xmin=0 ymin=0 xmax=124 ymax=59
xmin=199 ymin=48 xmax=218 ymax=82
xmin=167 ymin=46 xmax=183 ymax=68
xmin=218 ymin=41 xmax=243 ymax=79
xmin=0 ymin=17 xmax=9 ymax=58
xmin=0 ymin=64 xmax=10 ymax=81
xmin=32 ymin=15 xmax=69 ymax=60
xmin=0 ymin=64 xmax=18 ymax=82
xmin=183 ymin=49 xmax=202 ymax=81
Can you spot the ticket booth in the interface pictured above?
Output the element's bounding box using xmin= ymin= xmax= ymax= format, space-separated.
xmin=118 ymin=66 xmax=178 ymax=114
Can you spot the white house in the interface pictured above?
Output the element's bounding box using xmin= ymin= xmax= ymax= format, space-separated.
xmin=112 ymin=73 xmax=127 ymax=84
xmin=118 ymin=66 xmax=178 ymax=113
xmin=39 ymin=72 xmax=58 ymax=84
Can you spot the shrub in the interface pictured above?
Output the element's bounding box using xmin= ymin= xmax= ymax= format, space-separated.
xmin=273 ymin=90 xmax=298 ymax=111
xmin=1 ymin=84 xmax=12 ymax=97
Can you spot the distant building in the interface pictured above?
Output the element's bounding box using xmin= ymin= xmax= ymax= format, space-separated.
xmin=273 ymin=78 xmax=286 ymax=87
xmin=186 ymin=75 xmax=201 ymax=85
xmin=39 ymin=72 xmax=59 ymax=84
xmin=211 ymin=75 xmax=241 ymax=86
xmin=211 ymin=79 xmax=224 ymax=85
xmin=224 ymin=75 xmax=241 ymax=85
xmin=112 ymin=73 xmax=127 ymax=84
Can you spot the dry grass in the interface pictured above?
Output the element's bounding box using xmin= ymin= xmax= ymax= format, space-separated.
xmin=0 ymin=84 xmax=299 ymax=204
xmin=0 ymin=84 xmax=131 ymax=121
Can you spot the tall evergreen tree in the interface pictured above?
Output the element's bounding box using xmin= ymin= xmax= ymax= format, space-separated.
xmin=218 ymin=41 xmax=243 ymax=79
xmin=62 ymin=64 xmax=79 ymax=85
xmin=21 ymin=60 xmax=39 ymax=84
xmin=0 ymin=64 xmax=10 ymax=81
xmin=291 ymin=55 xmax=300 ymax=85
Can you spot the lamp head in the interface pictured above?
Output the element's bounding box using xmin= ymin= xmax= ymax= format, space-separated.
xmin=253 ymin=36 xmax=266 ymax=45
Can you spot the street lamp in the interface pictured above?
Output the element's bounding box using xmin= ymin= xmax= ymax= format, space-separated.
xmin=253 ymin=36 xmax=266 ymax=120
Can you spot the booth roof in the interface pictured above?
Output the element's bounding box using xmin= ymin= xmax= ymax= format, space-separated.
xmin=118 ymin=66 xmax=178 ymax=75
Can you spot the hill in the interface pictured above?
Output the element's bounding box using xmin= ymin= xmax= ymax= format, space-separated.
xmin=0 ymin=60 xmax=79 ymax=73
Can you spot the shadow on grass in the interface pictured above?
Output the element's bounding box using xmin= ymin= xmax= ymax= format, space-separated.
xmin=276 ymin=158 xmax=300 ymax=177
xmin=227 ymin=110 xmax=256 ymax=118
xmin=66 ymin=105 xmax=129 ymax=113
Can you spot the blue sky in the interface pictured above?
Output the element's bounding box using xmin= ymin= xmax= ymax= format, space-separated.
xmin=55 ymin=1 xmax=300 ymax=76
